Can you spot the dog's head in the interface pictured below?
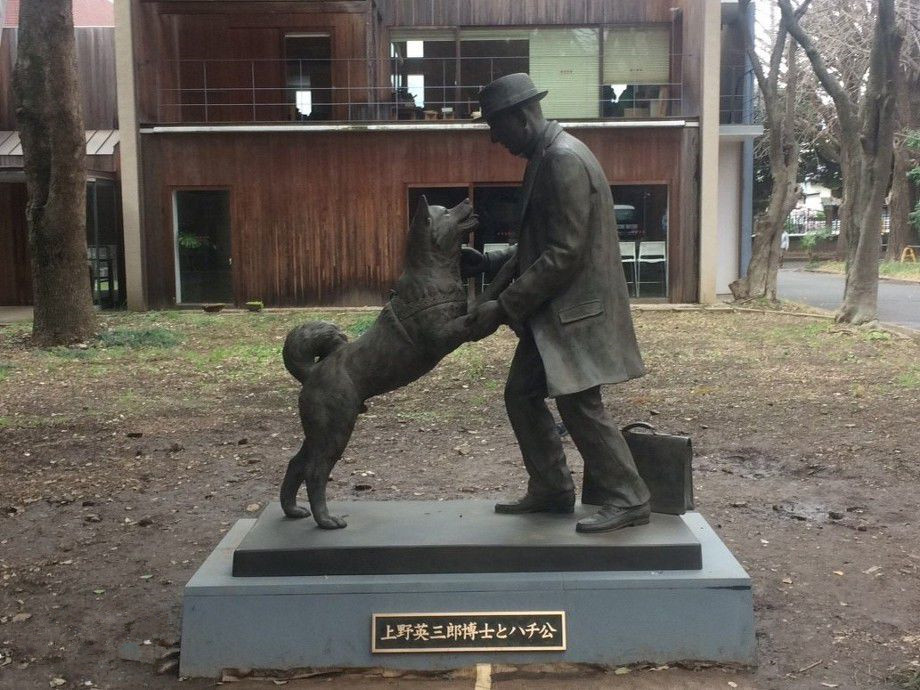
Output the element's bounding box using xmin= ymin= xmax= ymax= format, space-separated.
xmin=407 ymin=196 xmax=478 ymax=268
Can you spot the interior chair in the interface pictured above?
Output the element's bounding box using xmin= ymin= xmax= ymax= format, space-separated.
xmin=637 ymin=240 xmax=667 ymax=297
xmin=619 ymin=241 xmax=637 ymax=297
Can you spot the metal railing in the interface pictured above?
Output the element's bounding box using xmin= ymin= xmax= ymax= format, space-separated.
xmin=152 ymin=53 xmax=753 ymax=125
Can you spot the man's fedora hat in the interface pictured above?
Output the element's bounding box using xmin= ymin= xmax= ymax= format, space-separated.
xmin=475 ymin=73 xmax=548 ymax=121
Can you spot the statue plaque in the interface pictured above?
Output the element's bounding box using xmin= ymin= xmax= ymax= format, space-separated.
xmin=371 ymin=611 xmax=566 ymax=653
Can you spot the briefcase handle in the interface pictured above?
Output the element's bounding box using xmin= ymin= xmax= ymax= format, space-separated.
xmin=621 ymin=421 xmax=656 ymax=434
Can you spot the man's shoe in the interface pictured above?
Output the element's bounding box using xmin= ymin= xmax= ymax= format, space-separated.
xmin=495 ymin=493 xmax=575 ymax=514
xmin=575 ymin=502 xmax=651 ymax=533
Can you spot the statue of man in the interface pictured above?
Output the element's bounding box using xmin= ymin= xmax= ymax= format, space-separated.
xmin=464 ymin=73 xmax=651 ymax=533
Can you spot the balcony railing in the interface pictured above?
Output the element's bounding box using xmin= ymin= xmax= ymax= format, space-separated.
xmin=151 ymin=55 xmax=755 ymax=126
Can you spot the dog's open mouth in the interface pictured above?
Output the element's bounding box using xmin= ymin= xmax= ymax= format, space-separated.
xmin=456 ymin=207 xmax=479 ymax=235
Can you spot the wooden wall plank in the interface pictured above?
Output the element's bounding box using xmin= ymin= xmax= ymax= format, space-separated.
xmin=384 ymin=0 xmax=677 ymax=27
xmin=674 ymin=126 xmax=700 ymax=303
xmin=136 ymin=2 xmax=371 ymax=123
xmin=0 ymin=182 xmax=32 ymax=305
xmin=140 ymin=126 xmax=694 ymax=307
xmin=0 ymin=27 xmax=116 ymax=129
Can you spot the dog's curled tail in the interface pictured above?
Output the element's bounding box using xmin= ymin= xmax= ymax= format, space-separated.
xmin=282 ymin=321 xmax=348 ymax=384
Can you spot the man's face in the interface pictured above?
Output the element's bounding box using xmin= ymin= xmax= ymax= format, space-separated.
xmin=486 ymin=109 xmax=528 ymax=157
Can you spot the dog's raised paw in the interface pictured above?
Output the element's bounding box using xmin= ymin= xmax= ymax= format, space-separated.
xmin=282 ymin=505 xmax=312 ymax=519
xmin=316 ymin=515 xmax=347 ymax=529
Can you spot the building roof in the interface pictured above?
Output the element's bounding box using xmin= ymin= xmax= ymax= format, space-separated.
xmin=0 ymin=129 xmax=119 ymax=168
xmin=3 ymin=0 xmax=115 ymax=28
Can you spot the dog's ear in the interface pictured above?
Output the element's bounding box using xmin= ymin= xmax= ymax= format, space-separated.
xmin=410 ymin=195 xmax=432 ymax=235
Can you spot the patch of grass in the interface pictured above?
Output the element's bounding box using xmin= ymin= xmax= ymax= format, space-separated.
xmin=446 ymin=343 xmax=488 ymax=380
xmin=895 ymin=365 xmax=920 ymax=389
xmin=813 ymin=260 xmax=846 ymax=274
xmin=812 ymin=260 xmax=920 ymax=281
xmin=864 ymin=329 xmax=892 ymax=342
xmin=765 ymin=321 xmax=828 ymax=347
xmin=47 ymin=346 xmax=98 ymax=360
xmin=97 ymin=328 xmax=182 ymax=349
xmin=346 ymin=315 xmax=377 ymax=337
xmin=0 ymin=362 xmax=11 ymax=383
xmin=892 ymin=667 xmax=920 ymax=690
xmin=184 ymin=343 xmax=281 ymax=380
xmin=880 ymin=261 xmax=920 ymax=280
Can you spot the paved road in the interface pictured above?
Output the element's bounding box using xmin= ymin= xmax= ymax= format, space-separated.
xmin=777 ymin=264 xmax=920 ymax=330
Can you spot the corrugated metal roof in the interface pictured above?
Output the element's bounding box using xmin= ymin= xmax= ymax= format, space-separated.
xmin=0 ymin=129 xmax=119 ymax=160
xmin=4 ymin=0 xmax=115 ymax=28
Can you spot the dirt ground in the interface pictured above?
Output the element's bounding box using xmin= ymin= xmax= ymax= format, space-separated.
xmin=1 ymin=307 xmax=919 ymax=690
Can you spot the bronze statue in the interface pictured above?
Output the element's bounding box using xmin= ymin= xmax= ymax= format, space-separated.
xmin=464 ymin=73 xmax=652 ymax=533
xmin=281 ymin=198 xmax=489 ymax=529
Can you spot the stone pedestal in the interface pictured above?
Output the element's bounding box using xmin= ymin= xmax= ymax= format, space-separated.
xmin=179 ymin=501 xmax=755 ymax=677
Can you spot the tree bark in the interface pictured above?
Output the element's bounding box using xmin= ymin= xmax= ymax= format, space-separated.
xmin=782 ymin=0 xmax=902 ymax=324
xmin=13 ymin=0 xmax=95 ymax=345
xmin=836 ymin=0 xmax=901 ymax=324
xmin=729 ymin=2 xmax=803 ymax=302
xmin=886 ymin=40 xmax=920 ymax=261
xmin=889 ymin=133 xmax=914 ymax=261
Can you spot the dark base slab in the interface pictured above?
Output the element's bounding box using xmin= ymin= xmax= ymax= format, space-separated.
xmin=232 ymin=500 xmax=701 ymax=577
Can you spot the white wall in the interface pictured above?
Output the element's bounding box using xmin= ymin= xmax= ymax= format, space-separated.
xmin=716 ymin=141 xmax=741 ymax=294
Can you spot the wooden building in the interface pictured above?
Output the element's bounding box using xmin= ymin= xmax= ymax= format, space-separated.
xmin=0 ymin=0 xmax=123 ymax=307
xmin=115 ymin=0 xmax=760 ymax=309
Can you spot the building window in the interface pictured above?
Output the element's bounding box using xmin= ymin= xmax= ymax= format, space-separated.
xmin=602 ymin=26 xmax=672 ymax=118
xmin=529 ymin=28 xmax=600 ymax=119
xmin=391 ymin=33 xmax=455 ymax=119
xmin=407 ymin=186 xmax=471 ymax=221
xmin=285 ymin=34 xmax=331 ymax=121
xmin=391 ymin=26 xmax=671 ymax=120
xmin=613 ymin=184 xmax=668 ymax=297
xmin=458 ymin=31 xmax=530 ymax=118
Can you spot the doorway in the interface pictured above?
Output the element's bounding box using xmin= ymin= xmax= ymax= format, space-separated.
xmin=285 ymin=33 xmax=332 ymax=121
xmin=173 ymin=189 xmax=232 ymax=304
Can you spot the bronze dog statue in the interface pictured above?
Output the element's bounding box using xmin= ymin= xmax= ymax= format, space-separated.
xmin=281 ymin=197 xmax=501 ymax=529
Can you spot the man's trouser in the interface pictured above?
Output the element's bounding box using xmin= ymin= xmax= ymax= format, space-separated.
xmin=504 ymin=331 xmax=650 ymax=508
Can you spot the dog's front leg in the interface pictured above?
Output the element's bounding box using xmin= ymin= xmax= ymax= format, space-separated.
xmin=442 ymin=314 xmax=476 ymax=351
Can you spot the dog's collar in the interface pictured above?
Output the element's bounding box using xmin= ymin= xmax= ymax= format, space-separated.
xmin=391 ymin=293 xmax=466 ymax=323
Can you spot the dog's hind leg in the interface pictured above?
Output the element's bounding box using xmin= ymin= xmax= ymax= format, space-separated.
xmin=280 ymin=441 xmax=311 ymax=518
xmin=305 ymin=411 xmax=359 ymax=530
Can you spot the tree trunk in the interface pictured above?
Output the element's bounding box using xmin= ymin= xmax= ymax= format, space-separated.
xmin=889 ymin=138 xmax=913 ymax=261
xmin=730 ymin=9 xmax=801 ymax=302
xmin=886 ymin=64 xmax=917 ymax=261
xmin=836 ymin=0 xmax=901 ymax=324
xmin=730 ymin=158 xmax=798 ymax=301
xmin=835 ymin=144 xmax=860 ymax=261
xmin=13 ymin=0 xmax=95 ymax=345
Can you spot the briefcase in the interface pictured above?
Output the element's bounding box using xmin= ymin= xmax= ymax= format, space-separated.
xmin=581 ymin=422 xmax=694 ymax=515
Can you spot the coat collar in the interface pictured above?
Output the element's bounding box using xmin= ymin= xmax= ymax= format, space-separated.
xmin=517 ymin=121 xmax=564 ymax=229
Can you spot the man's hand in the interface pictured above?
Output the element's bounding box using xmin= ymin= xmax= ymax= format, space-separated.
xmin=460 ymin=247 xmax=490 ymax=279
xmin=465 ymin=300 xmax=505 ymax=341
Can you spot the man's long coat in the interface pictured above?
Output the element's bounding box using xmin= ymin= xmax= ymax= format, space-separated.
xmin=493 ymin=121 xmax=645 ymax=397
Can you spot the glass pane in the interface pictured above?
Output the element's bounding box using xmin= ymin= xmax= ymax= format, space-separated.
xmin=603 ymin=26 xmax=671 ymax=84
xmin=175 ymin=190 xmax=232 ymax=303
xmin=529 ymin=28 xmax=600 ymax=119
xmin=472 ymin=185 xmax=521 ymax=250
xmin=459 ymin=39 xmax=529 ymax=119
xmin=391 ymin=39 xmax=456 ymax=119
xmin=285 ymin=35 xmax=331 ymax=121
xmin=408 ymin=186 xmax=470 ymax=217
xmin=602 ymin=26 xmax=672 ymax=118
xmin=612 ymin=184 xmax=668 ymax=298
